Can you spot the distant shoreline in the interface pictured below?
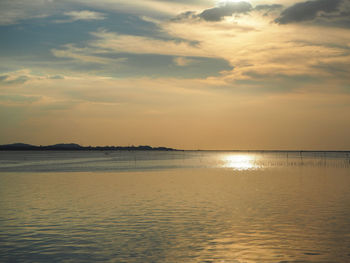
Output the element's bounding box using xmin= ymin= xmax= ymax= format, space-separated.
xmin=0 ymin=143 xmax=179 ymax=151
xmin=0 ymin=143 xmax=349 ymax=152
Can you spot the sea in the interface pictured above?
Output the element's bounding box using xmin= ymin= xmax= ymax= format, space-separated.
xmin=0 ymin=150 xmax=349 ymax=262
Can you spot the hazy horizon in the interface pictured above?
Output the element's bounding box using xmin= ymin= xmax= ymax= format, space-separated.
xmin=2 ymin=141 xmax=350 ymax=151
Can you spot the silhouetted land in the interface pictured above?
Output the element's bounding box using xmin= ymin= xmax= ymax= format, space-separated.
xmin=0 ymin=143 xmax=178 ymax=151
xmin=1 ymin=143 xmax=349 ymax=153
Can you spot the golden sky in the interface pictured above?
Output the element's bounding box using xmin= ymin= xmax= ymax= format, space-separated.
xmin=1 ymin=0 xmax=350 ymax=149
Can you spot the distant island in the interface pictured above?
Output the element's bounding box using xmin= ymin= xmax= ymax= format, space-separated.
xmin=0 ymin=143 xmax=178 ymax=151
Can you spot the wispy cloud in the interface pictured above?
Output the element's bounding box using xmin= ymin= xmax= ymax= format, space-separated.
xmin=0 ymin=70 xmax=32 ymax=85
xmin=49 ymin=29 xmax=214 ymax=68
xmin=89 ymin=30 xmax=213 ymax=58
xmin=51 ymin=44 xmax=127 ymax=64
xmin=164 ymin=9 xmax=350 ymax=86
xmin=0 ymin=70 xmax=68 ymax=87
xmin=0 ymin=0 xmax=61 ymax=25
xmin=55 ymin=10 xmax=107 ymax=23
xmin=0 ymin=0 xmax=197 ymax=25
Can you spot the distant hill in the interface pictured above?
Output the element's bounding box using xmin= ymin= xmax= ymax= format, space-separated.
xmin=0 ymin=143 xmax=178 ymax=151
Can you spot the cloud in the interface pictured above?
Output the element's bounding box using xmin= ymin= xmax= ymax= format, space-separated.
xmin=172 ymin=2 xmax=284 ymax=23
xmin=254 ymin=4 xmax=283 ymax=16
xmin=199 ymin=1 xmax=252 ymax=21
xmin=275 ymin=0 xmax=343 ymax=24
xmin=0 ymin=0 xmax=63 ymax=25
xmin=0 ymin=0 xmax=200 ymax=25
xmin=55 ymin=10 xmax=107 ymax=23
xmin=89 ymin=30 xmax=213 ymax=57
xmin=49 ymin=75 xmax=65 ymax=80
xmin=172 ymin=1 xmax=254 ymax=22
xmin=171 ymin=11 xmax=198 ymax=22
xmin=0 ymin=70 xmax=31 ymax=85
xmin=69 ymin=0 xmax=213 ymax=19
xmin=0 ymin=75 xmax=29 ymax=85
xmin=0 ymin=70 xmax=69 ymax=85
xmin=0 ymin=94 xmax=41 ymax=103
xmin=163 ymin=11 xmax=350 ymax=91
xmin=51 ymin=43 xmax=128 ymax=66
xmin=254 ymin=4 xmax=284 ymax=11
xmin=173 ymin=57 xmax=196 ymax=66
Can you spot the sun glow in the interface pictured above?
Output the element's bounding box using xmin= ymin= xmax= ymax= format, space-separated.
xmin=217 ymin=0 xmax=249 ymax=4
xmin=222 ymin=154 xmax=259 ymax=170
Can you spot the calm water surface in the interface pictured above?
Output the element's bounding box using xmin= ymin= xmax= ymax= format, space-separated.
xmin=0 ymin=151 xmax=350 ymax=262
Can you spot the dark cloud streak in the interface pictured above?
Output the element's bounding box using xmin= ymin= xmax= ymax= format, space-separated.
xmin=254 ymin=4 xmax=283 ymax=11
xmin=171 ymin=11 xmax=198 ymax=22
xmin=275 ymin=0 xmax=343 ymax=24
xmin=172 ymin=1 xmax=253 ymax=22
xmin=199 ymin=2 xmax=252 ymax=21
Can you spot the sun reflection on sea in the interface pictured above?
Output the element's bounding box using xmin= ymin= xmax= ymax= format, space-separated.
xmin=222 ymin=154 xmax=260 ymax=170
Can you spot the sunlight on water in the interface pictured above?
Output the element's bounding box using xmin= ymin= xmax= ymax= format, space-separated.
xmin=0 ymin=151 xmax=350 ymax=262
xmin=0 ymin=150 xmax=349 ymax=172
xmin=222 ymin=154 xmax=260 ymax=170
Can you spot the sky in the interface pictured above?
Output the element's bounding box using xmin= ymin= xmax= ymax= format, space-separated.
xmin=0 ymin=0 xmax=350 ymax=150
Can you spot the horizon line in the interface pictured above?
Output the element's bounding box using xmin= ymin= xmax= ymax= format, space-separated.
xmin=1 ymin=142 xmax=349 ymax=152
